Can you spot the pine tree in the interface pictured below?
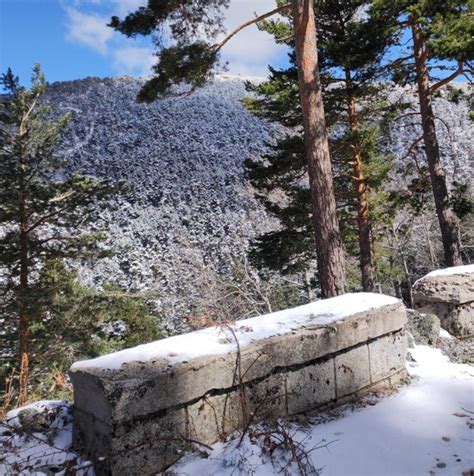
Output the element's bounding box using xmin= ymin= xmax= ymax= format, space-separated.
xmin=109 ymin=0 xmax=347 ymax=297
xmin=0 ymin=66 xmax=121 ymax=404
xmin=373 ymin=0 xmax=473 ymax=266
xmin=244 ymin=0 xmax=398 ymax=293
xmin=7 ymin=259 xmax=161 ymax=402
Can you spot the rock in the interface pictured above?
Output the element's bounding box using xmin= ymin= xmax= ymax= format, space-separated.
xmin=413 ymin=267 xmax=474 ymax=305
xmin=407 ymin=309 xmax=441 ymax=346
xmin=17 ymin=408 xmax=51 ymax=433
xmin=413 ymin=265 xmax=474 ymax=336
xmin=437 ymin=334 xmax=474 ymax=365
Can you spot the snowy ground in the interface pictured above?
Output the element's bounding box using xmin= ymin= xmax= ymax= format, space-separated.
xmin=172 ymin=345 xmax=474 ymax=476
xmin=0 ymin=401 xmax=93 ymax=475
xmin=1 ymin=345 xmax=473 ymax=475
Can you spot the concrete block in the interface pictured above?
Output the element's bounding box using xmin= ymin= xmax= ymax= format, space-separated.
xmin=413 ymin=268 xmax=474 ymax=305
xmin=69 ymin=293 xmax=409 ymax=475
xmin=286 ymin=358 xmax=335 ymax=415
xmin=70 ymin=296 xmax=407 ymax=423
xmin=369 ymin=331 xmax=407 ymax=383
xmin=335 ymin=345 xmax=370 ymax=397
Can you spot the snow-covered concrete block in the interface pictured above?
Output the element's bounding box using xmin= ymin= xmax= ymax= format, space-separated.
xmin=413 ymin=265 xmax=474 ymax=336
xmin=69 ymin=293 xmax=407 ymax=475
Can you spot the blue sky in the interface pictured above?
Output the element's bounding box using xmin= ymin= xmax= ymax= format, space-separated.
xmin=0 ymin=0 xmax=288 ymax=86
xmin=0 ymin=0 xmax=465 ymax=88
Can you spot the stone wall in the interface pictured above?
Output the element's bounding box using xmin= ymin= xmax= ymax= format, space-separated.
xmin=69 ymin=293 xmax=407 ymax=475
xmin=413 ymin=265 xmax=474 ymax=336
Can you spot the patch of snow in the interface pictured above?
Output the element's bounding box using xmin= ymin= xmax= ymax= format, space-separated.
xmin=70 ymin=293 xmax=399 ymax=371
xmin=423 ymin=264 xmax=474 ymax=279
xmin=172 ymin=345 xmax=474 ymax=476
xmin=0 ymin=400 xmax=93 ymax=475
xmin=440 ymin=328 xmax=454 ymax=339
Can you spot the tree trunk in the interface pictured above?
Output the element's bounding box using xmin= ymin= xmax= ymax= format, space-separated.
xmin=421 ymin=215 xmax=438 ymax=268
xmin=292 ymin=0 xmax=346 ymax=297
xmin=411 ymin=21 xmax=462 ymax=267
xmin=391 ymin=223 xmax=414 ymax=309
xmin=345 ymin=68 xmax=375 ymax=292
xmin=18 ymin=194 xmax=30 ymax=406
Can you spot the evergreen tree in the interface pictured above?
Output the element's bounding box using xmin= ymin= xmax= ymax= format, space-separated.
xmin=0 ymin=66 xmax=160 ymax=405
xmin=373 ymin=0 xmax=473 ymax=266
xmin=1 ymin=259 xmax=161 ymax=404
xmin=244 ymin=0 xmax=398 ymax=293
xmin=109 ymin=0 xmax=347 ymax=297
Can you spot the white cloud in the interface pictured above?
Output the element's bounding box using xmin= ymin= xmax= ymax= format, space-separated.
xmin=65 ymin=7 xmax=113 ymax=54
xmin=69 ymin=0 xmax=144 ymax=16
xmin=112 ymin=46 xmax=155 ymax=76
xmin=218 ymin=0 xmax=289 ymax=77
xmin=62 ymin=0 xmax=287 ymax=78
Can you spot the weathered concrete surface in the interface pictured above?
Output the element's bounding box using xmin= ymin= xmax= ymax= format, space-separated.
xmin=70 ymin=293 xmax=407 ymax=475
xmin=413 ymin=266 xmax=474 ymax=336
xmin=413 ymin=269 xmax=474 ymax=305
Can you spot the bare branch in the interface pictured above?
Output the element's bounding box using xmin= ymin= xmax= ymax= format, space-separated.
xmin=429 ymin=62 xmax=469 ymax=93
xmin=401 ymin=134 xmax=424 ymax=164
xmin=213 ymin=3 xmax=292 ymax=54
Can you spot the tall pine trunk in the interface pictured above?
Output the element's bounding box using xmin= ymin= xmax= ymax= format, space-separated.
xmin=345 ymin=68 xmax=375 ymax=292
xmin=292 ymin=0 xmax=346 ymax=297
xmin=17 ymin=123 xmax=30 ymax=406
xmin=18 ymin=193 xmax=30 ymax=406
xmin=411 ymin=21 xmax=462 ymax=267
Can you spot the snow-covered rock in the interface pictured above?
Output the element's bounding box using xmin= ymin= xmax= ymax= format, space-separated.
xmin=413 ymin=265 xmax=474 ymax=336
xmin=0 ymin=400 xmax=92 ymax=475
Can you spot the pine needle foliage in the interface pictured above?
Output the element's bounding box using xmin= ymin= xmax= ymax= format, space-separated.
xmin=0 ymin=65 xmax=161 ymax=405
xmin=109 ymin=0 xmax=229 ymax=101
xmin=243 ymin=0 xmax=401 ymax=291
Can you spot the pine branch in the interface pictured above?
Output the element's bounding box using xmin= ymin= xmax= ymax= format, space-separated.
xmin=213 ymin=3 xmax=292 ymax=53
xmin=429 ymin=62 xmax=469 ymax=93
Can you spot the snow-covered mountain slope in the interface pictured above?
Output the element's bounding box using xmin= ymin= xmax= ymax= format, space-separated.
xmin=386 ymin=85 xmax=472 ymax=183
xmin=46 ymin=76 xmax=278 ymax=326
xmin=44 ymin=76 xmax=472 ymax=324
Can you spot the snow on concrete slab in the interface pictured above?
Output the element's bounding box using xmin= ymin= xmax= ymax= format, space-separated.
xmin=422 ymin=264 xmax=474 ymax=279
xmin=3 ymin=345 xmax=472 ymax=475
xmin=70 ymin=292 xmax=399 ymax=371
xmin=171 ymin=345 xmax=474 ymax=476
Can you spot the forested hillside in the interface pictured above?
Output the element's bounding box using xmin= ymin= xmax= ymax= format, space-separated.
xmin=44 ymin=75 xmax=472 ymax=327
